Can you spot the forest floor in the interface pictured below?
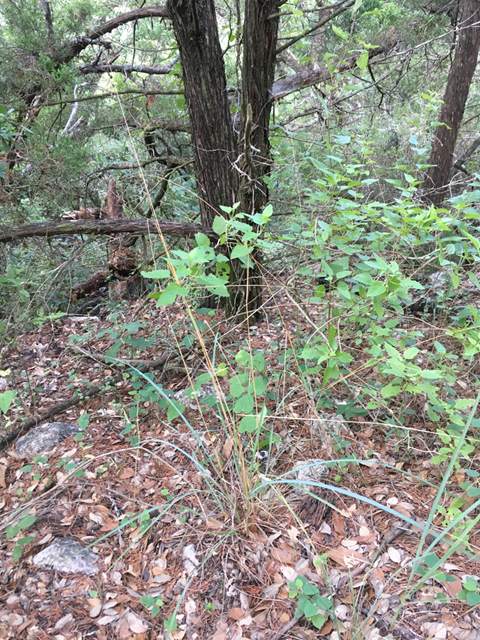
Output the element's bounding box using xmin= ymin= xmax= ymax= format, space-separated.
xmin=1 ymin=289 xmax=480 ymax=640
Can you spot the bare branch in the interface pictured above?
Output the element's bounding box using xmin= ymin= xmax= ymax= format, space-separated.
xmin=80 ymin=63 xmax=176 ymax=76
xmin=453 ymin=135 xmax=480 ymax=171
xmin=43 ymin=87 xmax=183 ymax=108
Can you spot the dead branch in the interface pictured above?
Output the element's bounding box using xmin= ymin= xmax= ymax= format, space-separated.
xmin=80 ymin=63 xmax=176 ymax=75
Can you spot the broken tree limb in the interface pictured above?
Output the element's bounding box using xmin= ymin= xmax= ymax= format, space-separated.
xmin=0 ymin=218 xmax=217 ymax=243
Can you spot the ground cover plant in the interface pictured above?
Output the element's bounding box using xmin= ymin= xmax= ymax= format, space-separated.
xmin=1 ymin=1 xmax=480 ymax=639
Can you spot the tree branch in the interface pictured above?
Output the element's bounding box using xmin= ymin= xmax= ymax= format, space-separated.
xmin=453 ymin=135 xmax=480 ymax=170
xmin=43 ymin=87 xmax=183 ymax=108
xmin=80 ymin=63 xmax=176 ymax=75
xmin=59 ymin=6 xmax=170 ymax=63
xmin=276 ymin=0 xmax=354 ymax=55
xmin=0 ymin=219 xmax=217 ymax=243
xmin=269 ymin=44 xmax=391 ymax=98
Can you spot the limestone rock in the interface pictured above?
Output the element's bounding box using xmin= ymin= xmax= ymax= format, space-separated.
xmin=16 ymin=422 xmax=79 ymax=458
xmin=33 ymin=537 xmax=98 ymax=575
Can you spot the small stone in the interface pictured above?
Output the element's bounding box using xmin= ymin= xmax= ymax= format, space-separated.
xmin=310 ymin=413 xmax=345 ymax=444
xmin=16 ymin=422 xmax=79 ymax=458
xmin=33 ymin=537 xmax=98 ymax=576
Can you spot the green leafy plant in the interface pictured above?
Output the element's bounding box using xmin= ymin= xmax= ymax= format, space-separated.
xmin=6 ymin=514 xmax=36 ymax=562
xmin=287 ymin=573 xmax=333 ymax=629
xmin=457 ymin=577 xmax=480 ymax=607
xmin=140 ymin=594 xmax=165 ymax=618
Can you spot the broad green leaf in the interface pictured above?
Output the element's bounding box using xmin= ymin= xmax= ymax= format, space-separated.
xmin=381 ymin=384 xmax=402 ymax=399
xmin=12 ymin=546 xmax=23 ymax=562
xmin=434 ymin=341 xmax=446 ymax=353
xmin=235 ymin=350 xmax=251 ymax=366
xmin=303 ymin=602 xmax=319 ymax=618
xmin=238 ymin=415 xmax=257 ymax=433
xmin=302 ymin=581 xmax=319 ymax=596
xmin=252 ymin=352 xmax=266 ymax=372
xmin=234 ymin=393 xmax=254 ymax=414
xmin=0 ymin=389 xmax=14 ymax=413
xmin=18 ymin=515 xmax=36 ymax=530
xmin=311 ymin=614 xmax=326 ymax=629
xmin=167 ymin=399 xmax=184 ymax=421
xmin=248 ymin=375 xmax=267 ymax=395
xmin=468 ymin=272 xmax=480 ymax=289
xmin=356 ymin=50 xmax=369 ymax=69
xmin=212 ymin=216 xmax=227 ymax=235
xmin=229 ymin=376 xmax=246 ymax=398
xmin=231 ymin=244 xmax=252 ymax=260
xmin=332 ymin=25 xmax=348 ymax=40
xmin=78 ymin=413 xmax=89 ymax=429
xmin=198 ymin=274 xmax=230 ymax=297
xmin=6 ymin=525 xmax=20 ymax=538
xmin=195 ymin=232 xmax=210 ymax=246
xmin=367 ymin=282 xmax=386 ymax=298
xmin=156 ymin=282 xmax=188 ymax=306
xmin=461 ymin=229 xmax=480 ymax=250
xmin=141 ymin=269 xmax=170 ymax=279
xmin=467 ymin=592 xmax=480 ymax=606
xmin=404 ymin=347 xmax=419 ymax=359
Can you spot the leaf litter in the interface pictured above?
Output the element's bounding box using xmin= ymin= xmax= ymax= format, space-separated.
xmin=0 ymin=293 xmax=480 ymax=640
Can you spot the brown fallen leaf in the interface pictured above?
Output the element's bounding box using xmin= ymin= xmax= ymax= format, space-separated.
xmin=327 ymin=547 xmax=367 ymax=569
xmin=271 ymin=548 xmax=296 ymax=564
xmin=332 ymin=511 xmax=345 ymax=536
xmin=228 ymin=607 xmax=244 ymax=620
xmin=0 ymin=464 xmax=6 ymax=488
xmin=443 ymin=574 xmax=462 ymax=598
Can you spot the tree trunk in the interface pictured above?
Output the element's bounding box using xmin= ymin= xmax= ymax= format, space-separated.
xmin=166 ymin=0 xmax=238 ymax=226
xmin=225 ymin=0 xmax=280 ymax=320
xmin=423 ymin=0 xmax=480 ymax=205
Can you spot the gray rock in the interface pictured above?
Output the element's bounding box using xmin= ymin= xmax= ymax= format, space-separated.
xmin=15 ymin=422 xmax=79 ymax=458
xmin=310 ymin=413 xmax=345 ymax=444
xmin=289 ymin=458 xmax=330 ymax=497
xmin=33 ymin=537 xmax=98 ymax=575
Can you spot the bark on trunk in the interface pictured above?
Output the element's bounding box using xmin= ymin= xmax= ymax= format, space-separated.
xmin=423 ymin=0 xmax=480 ymax=205
xmin=166 ymin=0 xmax=238 ymax=226
xmin=224 ymin=0 xmax=280 ymax=321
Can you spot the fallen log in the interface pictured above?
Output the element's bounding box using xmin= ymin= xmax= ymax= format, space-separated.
xmin=0 ymin=218 xmax=217 ymax=243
